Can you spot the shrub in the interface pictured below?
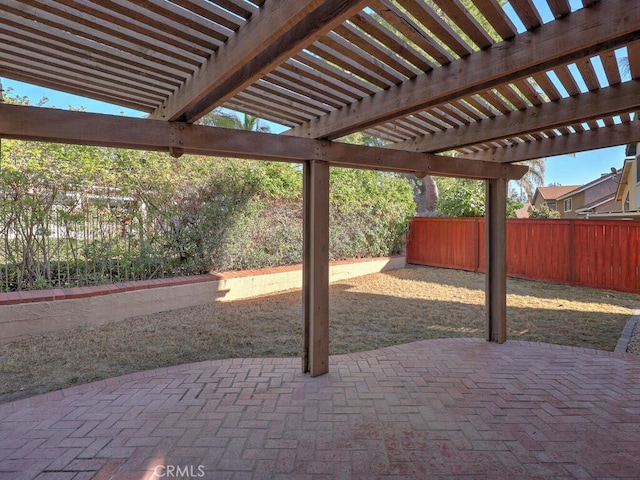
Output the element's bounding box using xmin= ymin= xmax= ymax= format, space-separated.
xmin=1 ymin=143 xmax=415 ymax=290
xmin=436 ymin=179 xmax=523 ymax=218
xmin=528 ymin=205 xmax=561 ymax=219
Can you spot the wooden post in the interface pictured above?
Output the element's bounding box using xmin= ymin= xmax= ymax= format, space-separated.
xmin=302 ymin=160 xmax=330 ymax=376
xmin=302 ymin=161 xmax=311 ymax=373
xmin=485 ymin=178 xmax=507 ymax=343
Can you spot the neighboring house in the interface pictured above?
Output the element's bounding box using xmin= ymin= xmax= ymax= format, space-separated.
xmin=515 ymin=202 xmax=531 ymax=219
xmin=556 ymin=169 xmax=623 ymax=219
xmin=530 ymin=185 xmax=580 ymax=213
xmin=613 ymin=143 xmax=640 ymax=219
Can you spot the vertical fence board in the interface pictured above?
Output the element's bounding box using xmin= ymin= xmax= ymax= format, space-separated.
xmin=552 ymin=221 xmax=572 ymax=284
xmin=407 ymin=218 xmax=640 ymax=294
xmin=594 ymin=223 xmax=605 ymax=287
xmin=506 ymin=220 xmax=525 ymax=277
xmin=573 ymin=222 xmax=588 ymax=287
xmin=612 ymin=224 xmax=623 ymax=289
xmin=627 ymin=226 xmax=639 ymax=288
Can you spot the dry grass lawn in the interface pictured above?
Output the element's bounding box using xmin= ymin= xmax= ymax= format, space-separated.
xmin=1 ymin=265 xmax=639 ymax=404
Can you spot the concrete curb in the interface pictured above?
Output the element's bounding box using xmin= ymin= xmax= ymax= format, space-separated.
xmin=614 ymin=307 xmax=640 ymax=354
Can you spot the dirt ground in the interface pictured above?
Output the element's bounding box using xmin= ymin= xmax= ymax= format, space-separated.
xmin=1 ymin=265 xmax=639 ymax=404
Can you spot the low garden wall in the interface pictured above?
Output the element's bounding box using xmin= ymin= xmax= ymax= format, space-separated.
xmin=0 ymin=256 xmax=405 ymax=345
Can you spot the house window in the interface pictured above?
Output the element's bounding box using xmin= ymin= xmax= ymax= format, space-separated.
xmin=624 ymin=192 xmax=630 ymax=212
xmin=564 ymin=198 xmax=572 ymax=212
xmin=546 ymin=201 xmax=557 ymax=211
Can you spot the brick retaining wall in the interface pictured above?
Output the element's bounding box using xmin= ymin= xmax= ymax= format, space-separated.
xmin=0 ymin=256 xmax=405 ymax=345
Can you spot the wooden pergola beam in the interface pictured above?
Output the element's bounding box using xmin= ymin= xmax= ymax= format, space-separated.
xmin=395 ymin=80 xmax=640 ymax=154
xmin=0 ymin=104 xmax=527 ymax=180
xmin=288 ymin=0 xmax=640 ymax=140
xmin=151 ymin=0 xmax=371 ymax=123
xmin=463 ymin=120 xmax=640 ymax=163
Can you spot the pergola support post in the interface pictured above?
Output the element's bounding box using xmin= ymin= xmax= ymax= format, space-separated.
xmin=485 ymin=178 xmax=508 ymax=343
xmin=302 ymin=160 xmax=330 ymax=376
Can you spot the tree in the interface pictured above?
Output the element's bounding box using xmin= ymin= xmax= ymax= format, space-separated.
xmin=0 ymin=89 xmax=422 ymax=291
xmin=528 ymin=205 xmax=560 ymax=219
xmin=620 ymin=55 xmax=631 ymax=78
xmin=198 ymin=108 xmax=271 ymax=132
xmin=513 ymin=158 xmax=545 ymax=202
xmin=436 ymin=179 xmax=485 ymax=217
xmin=436 ymin=178 xmax=522 ymax=218
xmin=406 ymin=174 xmax=439 ymax=215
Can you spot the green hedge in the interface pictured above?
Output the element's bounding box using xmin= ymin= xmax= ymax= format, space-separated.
xmin=1 ymin=139 xmax=415 ymax=291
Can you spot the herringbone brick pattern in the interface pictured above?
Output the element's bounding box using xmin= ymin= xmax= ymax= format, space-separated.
xmin=1 ymin=339 xmax=639 ymax=479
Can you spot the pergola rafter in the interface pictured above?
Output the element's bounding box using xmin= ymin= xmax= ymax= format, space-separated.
xmin=151 ymin=0 xmax=372 ymax=123
xmin=465 ymin=119 xmax=640 ymax=163
xmin=287 ymin=0 xmax=639 ymax=141
xmin=394 ymin=80 xmax=640 ymax=153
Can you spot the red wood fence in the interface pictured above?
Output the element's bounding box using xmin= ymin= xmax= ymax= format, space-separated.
xmin=406 ymin=217 xmax=640 ymax=294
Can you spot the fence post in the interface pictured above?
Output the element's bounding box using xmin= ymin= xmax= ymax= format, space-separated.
xmin=485 ymin=178 xmax=507 ymax=343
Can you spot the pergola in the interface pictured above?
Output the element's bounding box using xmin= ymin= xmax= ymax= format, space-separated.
xmin=1 ymin=0 xmax=639 ymax=376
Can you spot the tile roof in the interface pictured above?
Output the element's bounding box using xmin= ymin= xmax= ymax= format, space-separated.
xmin=535 ymin=185 xmax=581 ymax=201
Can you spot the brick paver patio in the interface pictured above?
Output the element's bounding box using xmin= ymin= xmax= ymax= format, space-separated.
xmin=1 ymin=338 xmax=639 ymax=479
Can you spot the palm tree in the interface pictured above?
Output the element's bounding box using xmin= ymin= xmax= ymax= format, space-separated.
xmin=619 ymin=56 xmax=631 ymax=75
xmin=198 ymin=108 xmax=271 ymax=133
xmin=513 ymin=158 xmax=545 ymax=202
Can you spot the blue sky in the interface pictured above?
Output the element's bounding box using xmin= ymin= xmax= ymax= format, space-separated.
xmin=0 ymin=0 xmax=630 ymax=188
xmin=543 ymin=146 xmax=626 ymax=186
xmin=2 ymin=78 xmax=146 ymax=118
